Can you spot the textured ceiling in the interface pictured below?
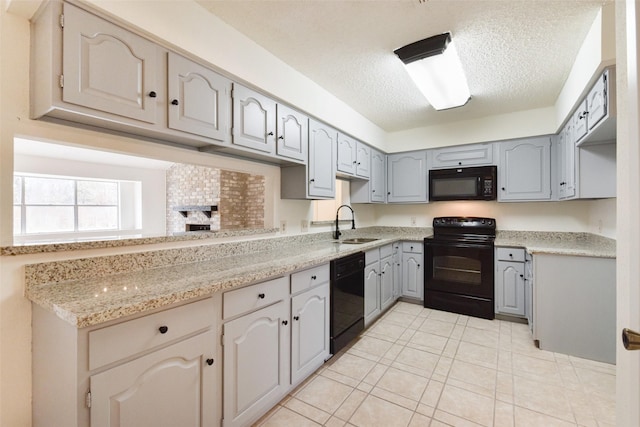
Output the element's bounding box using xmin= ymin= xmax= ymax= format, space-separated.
xmin=196 ymin=0 xmax=609 ymax=133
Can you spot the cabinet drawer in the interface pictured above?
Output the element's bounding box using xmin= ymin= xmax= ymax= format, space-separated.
xmin=379 ymin=244 xmax=394 ymax=259
xmin=291 ymin=264 xmax=330 ymax=295
xmin=365 ymin=249 xmax=380 ymax=265
xmin=89 ymin=297 xmax=213 ymax=370
xmin=223 ymin=276 xmax=289 ymax=320
xmin=496 ymin=247 xmax=525 ymax=262
xmin=402 ymin=242 xmax=423 ymax=253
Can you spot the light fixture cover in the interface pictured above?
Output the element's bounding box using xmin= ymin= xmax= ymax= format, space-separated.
xmin=394 ymin=33 xmax=471 ymax=110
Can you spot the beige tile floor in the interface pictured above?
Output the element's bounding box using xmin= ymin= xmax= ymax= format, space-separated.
xmin=255 ymin=302 xmax=616 ymax=427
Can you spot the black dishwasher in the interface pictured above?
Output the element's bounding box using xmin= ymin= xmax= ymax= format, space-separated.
xmin=330 ymin=251 xmax=365 ymax=354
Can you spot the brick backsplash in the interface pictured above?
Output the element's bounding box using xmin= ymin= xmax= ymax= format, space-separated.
xmin=166 ymin=164 xmax=264 ymax=233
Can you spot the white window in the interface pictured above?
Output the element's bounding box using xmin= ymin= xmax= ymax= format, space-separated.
xmin=313 ymin=179 xmax=351 ymax=222
xmin=13 ymin=173 xmax=141 ymax=241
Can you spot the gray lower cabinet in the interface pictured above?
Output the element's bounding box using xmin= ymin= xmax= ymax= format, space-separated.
xmin=498 ymin=136 xmax=552 ymax=201
xmin=401 ymin=242 xmax=423 ymax=300
xmin=495 ymin=247 xmax=526 ymax=317
xmin=364 ymin=245 xmax=394 ymax=326
xmin=32 ymin=297 xmax=220 ymax=427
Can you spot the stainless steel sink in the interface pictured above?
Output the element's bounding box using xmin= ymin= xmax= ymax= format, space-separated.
xmin=338 ymin=238 xmax=379 ymax=244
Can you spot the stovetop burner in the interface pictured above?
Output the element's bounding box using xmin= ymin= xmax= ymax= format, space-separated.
xmin=431 ymin=217 xmax=496 ymax=243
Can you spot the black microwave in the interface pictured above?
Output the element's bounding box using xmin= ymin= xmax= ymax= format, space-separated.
xmin=429 ymin=165 xmax=497 ymax=201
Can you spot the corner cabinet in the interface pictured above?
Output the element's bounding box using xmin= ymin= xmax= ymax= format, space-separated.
xmin=498 ymin=136 xmax=552 ymax=202
xmin=351 ymin=147 xmax=386 ymax=203
xmin=387 ymin=151 xmax=428 ymax=203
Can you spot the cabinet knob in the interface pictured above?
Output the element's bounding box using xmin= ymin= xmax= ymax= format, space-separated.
xmin=372 ymin=189 xmax=376 ymax=193
xmin=520 ymin=274 xmax=524 ymax=278
xmin=267 ymin=131 xmax=274 ymax=136
xmin=353 ymin=161 xmax=357 ymax=164
xmin=258 ymin=293 xmax=265 ymax=299
xmin=171 ymin=99 xmax=179 ymax=105
xmin=278 ymin=135 xmax=284 ymax=140
xmin=310 ymin=178 xmax=315 ymax=183
xmin=206 ymin=358 xmax=214 ymax=366
xmin=417 ymin=264 xmax=421 ymax=268
xmin=410 ymin=246 xmax=414 ymax=250
xmin=387 ymin=192 xmax=391 ymax=195
xmin=148 ymin=91 xmax=157 ymax=98
xmin=501 ymin=187 xmax=506 ymax=191
xmin=357 ymin=162 xmax=361 ymax=165
xmin=509 ymin=253 xmax=513 ymax=257
xmin=458 ymin=161 xmax=462 ymax=165
xmin=158 ymin=326 xmax=169 ymax=334
xmin=282 ymin=320 xmax=288 ymax=326
xmin=311 ymin=275 xmax=317 ymax=280
xmin=294 ymin=316 xmax=300 ymax=321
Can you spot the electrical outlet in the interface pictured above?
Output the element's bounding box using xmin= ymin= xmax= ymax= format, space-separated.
xmin=280 ymin=220 xmax=286 ymax=233
xmin=301 ymin=220 xmax=309 ymax=232
xmin=410 ymin=217 xmax=417 ymax=226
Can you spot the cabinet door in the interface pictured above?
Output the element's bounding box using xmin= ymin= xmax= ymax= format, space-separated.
xmin=232 ymin=84 xmax=276 ymax=154
xmin=291 ymin=284 xmax=330 ymax=385
xmin=380 ymin=256 xmax=394 ymax=311
xmin=431 ymin=143 xmax=494 ymax=168
xmin=223 ymin=301 xmax=290 ymax=427
xmin=498 ymin=137 xmax=552 ymax=201
xmin=308 ymin=120 xmax=336 ymax=198
xmin=167 ymin=52 xmax=231 ymax=142
xmin=573 ymin=100 xmax=589 ymax=144
xmin=276 ymin=104 xmax=308 ymax=162
xmin=90 ymin=330 xmax=217 ymax=427
xmin=393 ymin=244 xmax=402 ymax=299
xmin=496 ymin=261 xmax=525 ymax=317
xmin=356 ymin=142 xmax=371 ymax=179
xmin=364 ymin=264 xmax=380 ymax=326
xmin=337 ymin=133 xmax=357 ymax=175
xmin=402 ymin=252 xmax=423 ymax=299
xmin=587 ymin=71 xmax=608 ymax=131
xmin=62 ymin=3 xmax=159 ymax=123
xmin=370 ymin=149 xmax=386 ymax=202
xmin=387 ymin=151 xmax=428 ymax=203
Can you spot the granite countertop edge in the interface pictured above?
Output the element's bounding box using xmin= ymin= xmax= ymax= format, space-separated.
xmin=25 ymin=228 xmax=616 ymax=328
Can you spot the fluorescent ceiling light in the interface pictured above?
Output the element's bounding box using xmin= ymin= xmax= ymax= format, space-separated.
xmin=394 ymin=33 xmax=471 ymax=111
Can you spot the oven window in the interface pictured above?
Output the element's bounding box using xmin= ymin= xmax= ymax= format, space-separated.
xmin=432 ymin=177 xmax=477 ymax=197
xmin=432 ymin=255 xmax=482 ymax=285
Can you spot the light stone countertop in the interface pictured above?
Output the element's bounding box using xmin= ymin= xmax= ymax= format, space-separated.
xmin=24 ymin=227 xmax=615 ymax=328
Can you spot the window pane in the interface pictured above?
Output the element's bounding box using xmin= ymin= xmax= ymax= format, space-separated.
xmin=13 ymin=206 xmax=21 ymax=234
xmin=78 ymin=207 xmax=118 ymax=231
xmin=77 ymin=181 xmax=118 ymax=205
xmin=25 ymin=206 xmax=74 ymax=233
xmin=13 ymin=176 xmax=22 ymax=204
xmin=24 ymin=177 xmax=74 ymax=205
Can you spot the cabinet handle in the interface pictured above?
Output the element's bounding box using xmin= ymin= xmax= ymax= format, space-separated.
xmin=171 ymin=99 xmax=179 ymax=105
xmin=148 ymin=91 xmax=157 ymax=98
xmin=258 ymin=293 xmax=265 ymax=299
xmin=353 ymin=161 xmax=357 ymax=164
xmin=294 ymin=316 xmax=300 ymax=321
xmin=282 ymin=320 xmax=288 ymax=326
xmin=278 ymin=135 xmax=284 ymax=140
xmin=310 ymin=178 xmax=315 ymax=183
xmin=206 ymin=358 xmax=214 ymax=366
xmin=311 ymin=275 xmax=317 ymax=280
xmin=267 ymin=131 xmax=274 ymax=136
xmin=158 ymin=326 xmax=169 ymax=334
xmin=579 ymin=111 xmax=588 ymax=120
xmin=520 ymin=274 xmax=524 ymax=278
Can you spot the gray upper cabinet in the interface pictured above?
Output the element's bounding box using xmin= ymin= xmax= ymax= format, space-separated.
xmin=232 ymin=84 xmax=277 ymax=155
xmin=276 ymin=104 xmax=308 ymax=162
xmin=337 ymin=135 xmax=370 ymax=179
xmin=498 ymin=137 xmax=552 ymax=201
xmin=167 ymin=52 xmax=231 ymax=142
xmin=351 ymin=147 xmax=385 ymax=203
xmin=356 ymin=142 xmax=371 ymax=179
xmin=337 ymin=133 xmax=358 ymax=176
xmin=430 ymin=143 xmax=495 ymax=169
xmin=557 ymin=121 xmax=577 ymax=200
xmin=386 ymin=151 xmax=428 ymax=203
xmin=308 ymin=120 xmax=336 ymax=198
xmin=62 ymin=2 xmax=159 ymax=124
xmin=574 ymin=68 xmax=616 ymax=146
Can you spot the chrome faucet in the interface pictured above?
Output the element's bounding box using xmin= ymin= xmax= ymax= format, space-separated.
xmin=334 ymin=204 xmax=355 ymax=239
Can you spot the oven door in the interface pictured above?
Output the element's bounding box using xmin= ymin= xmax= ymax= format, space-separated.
xmin=424 ymin=240 xmax=494 ymax=299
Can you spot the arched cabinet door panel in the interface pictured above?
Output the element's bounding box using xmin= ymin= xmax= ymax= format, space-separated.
xmin=498 ymin=137 xmax=551 ymax=201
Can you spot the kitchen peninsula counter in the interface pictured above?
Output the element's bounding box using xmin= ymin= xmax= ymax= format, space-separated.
xmin=25 ymin=227 xmax=615 ymax=329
